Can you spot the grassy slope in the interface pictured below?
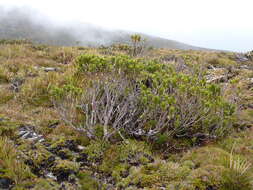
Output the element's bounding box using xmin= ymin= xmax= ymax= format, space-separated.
xmin=0 ymin=42 xmax=252 ymax=189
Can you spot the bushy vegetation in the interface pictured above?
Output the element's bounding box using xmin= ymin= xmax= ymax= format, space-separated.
xmin=55 ymin=54 xmax=235 ymax=147
xmin=0 ymin=42 xmax=252 ymax=189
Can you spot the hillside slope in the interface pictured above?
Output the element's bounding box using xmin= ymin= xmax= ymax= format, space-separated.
xmin=0 ymin=41 xmax=252 ymax=189
xmin=0 ymin=7 xmax=202 ymax=50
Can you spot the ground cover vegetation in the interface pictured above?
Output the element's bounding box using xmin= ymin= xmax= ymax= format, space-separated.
xmin=0 ymin=37 xmax=252 ymax=189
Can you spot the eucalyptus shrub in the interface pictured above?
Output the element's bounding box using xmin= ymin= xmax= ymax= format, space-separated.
xmin=137 ymin=70 xmax=235 ymax=139
xmin=57 ymin=54 xmax=235 ymax=143
xmin=76 ymin=54 xmax=168 ymax=79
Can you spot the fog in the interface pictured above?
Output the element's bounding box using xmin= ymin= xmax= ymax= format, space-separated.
xmin=1 ymin=0 xmax=253 ymax=52
xmin=0 ymin=6 xmax=132 ymax=46
xmin=0 ymin=6 xmax=199 ymax=50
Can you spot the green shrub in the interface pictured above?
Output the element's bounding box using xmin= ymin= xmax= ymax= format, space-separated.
xmin=76 ymin=54 xmax=110 ymax=73
xmin=75 ymin=54 xmax=166 ymax=78
xmin=138 ymin=69 xmax=235 ymax=139
xmin=208 ymin=57 xmax=237 ymax=68
xmin=57 ymin=54 xmax=235 ymax=145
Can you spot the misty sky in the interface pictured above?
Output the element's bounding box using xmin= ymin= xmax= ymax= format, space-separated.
xmin=1 ymin=0 xmax=253 ymax=52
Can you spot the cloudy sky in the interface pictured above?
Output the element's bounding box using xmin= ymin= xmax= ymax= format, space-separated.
xmin=1 ymin=0 xmax=253 ymax=52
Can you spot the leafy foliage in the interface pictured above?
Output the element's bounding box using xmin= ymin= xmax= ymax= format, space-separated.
xmin=57 ymin=54 xmax=235 ymax=144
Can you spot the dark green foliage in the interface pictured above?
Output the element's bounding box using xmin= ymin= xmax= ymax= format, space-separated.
xmin=139 ymin=69 xmax=235 ymax=139
xmin=58 ymin=54 xmax=235 ymax=145
xmin=76 ymin=54 xmax=110 ymax=73
xmin=75 ymin=54 xmax=168 ymax=79
xmin=51 ymin=84 xmax=82 ymax=100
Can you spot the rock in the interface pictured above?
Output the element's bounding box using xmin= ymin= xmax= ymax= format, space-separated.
xmin=239 ymin=65 xmax=251 ymax=70
xmin=10 ymin=78 xmax=24 ymax=92
xmin=45 ymin=172 xmax=57 ymax=181
xmin=235 ymin=54 xmax=249 ymax=62
xmin=206 ymin=75 xmax=227 ymax=83
xmin=44 ymin=67 xmax=58 ymax=72
xmin=0 ymin=177 xmax=14 ymax=189
xmin=18 ymin=125 xmax=45 ymax=143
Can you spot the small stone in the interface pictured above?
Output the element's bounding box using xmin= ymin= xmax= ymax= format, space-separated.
xmin=22 ymin=131 xmax=32 ymax=139
xmin=18 ymin=130 xmax=27 ymax=136
xmin=240 ymin=65 xmax=250 ymax=69
xmin=44 ymin=67 xmax=58 ymax=72
xmin=206 ymin=75 xmax=227 ymax=83
xmin=77 ymin=145 xmax=85 ymax=151
xmin=38 ymin=138 xmax=45 ymax=143
xmin=45 ymin=172 xmax=57 ymax=181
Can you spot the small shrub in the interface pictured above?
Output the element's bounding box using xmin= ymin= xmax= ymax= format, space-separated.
xmin=130 ymin=34 xmax=146 ymax=56
xmin=57 ymin=54 xmax=235 ymax=145
xmin=208 ymin=57 xmax=237 ymax=68
xmin=76 ymin=54 xmax=110 ymax=73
